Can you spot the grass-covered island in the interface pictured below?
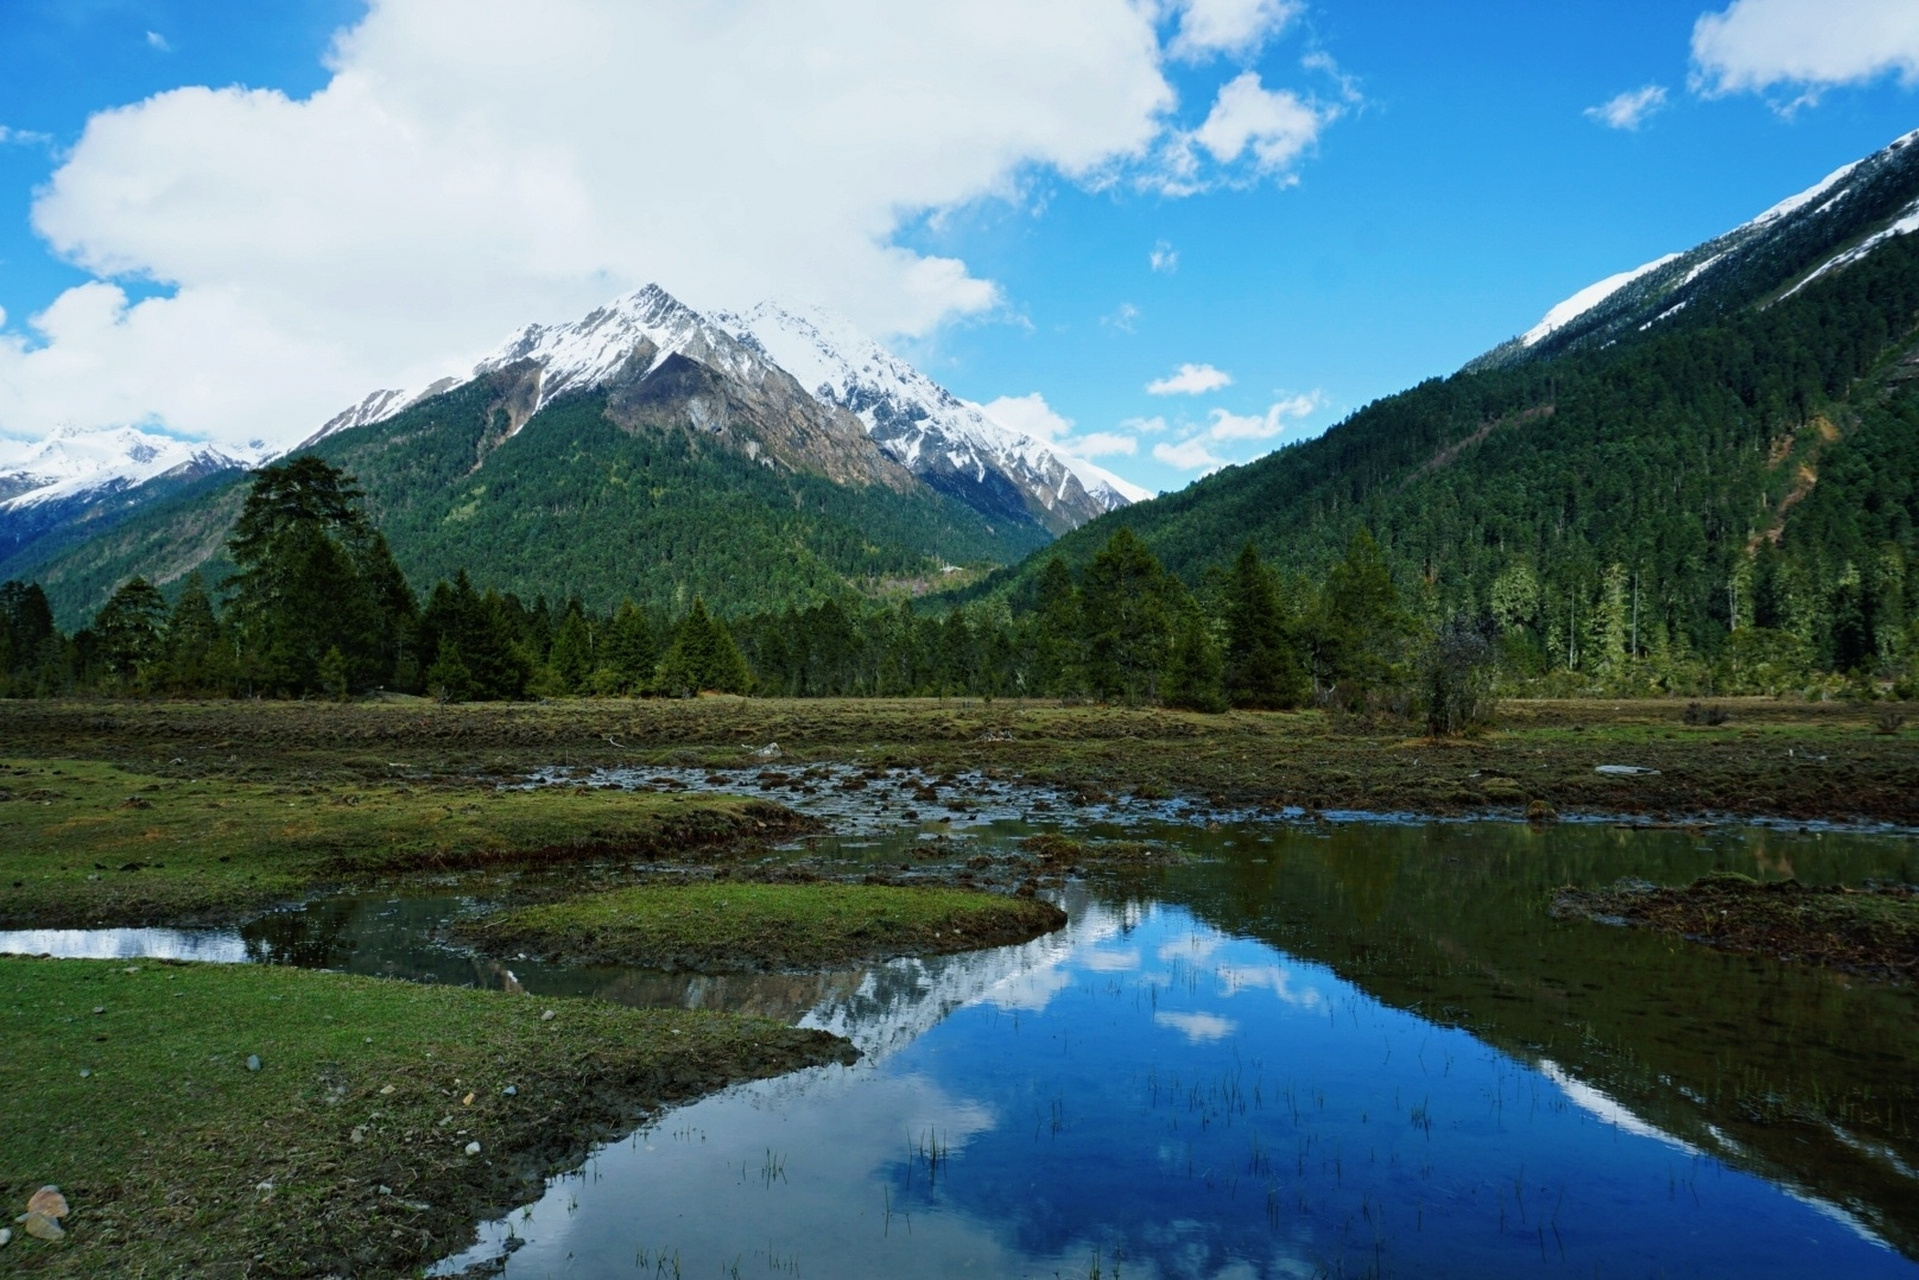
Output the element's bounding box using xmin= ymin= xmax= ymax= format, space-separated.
xmin=1552 ymin=871 xmax=1919 ymax=980
xmin=0 ymin=757 xmax=805 ymax=928
xmin=458 ymin=881 xmax=1069 ymax=972
xmin=0 ymin=956 xmax=853 ymax=1278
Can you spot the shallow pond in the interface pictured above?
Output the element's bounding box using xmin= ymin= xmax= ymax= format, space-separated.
xmin=6 ymin=815 xmax=1916 ymax=1277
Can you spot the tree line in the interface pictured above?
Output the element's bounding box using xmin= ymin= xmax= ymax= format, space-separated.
xmin=3 ymin=453 xmax=1912 ymax=719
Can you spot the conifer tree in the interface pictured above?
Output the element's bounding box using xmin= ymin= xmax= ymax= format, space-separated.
xmin=658 ymin=598 xmax=748 ymax=695
xmin=604 ymin=601 xmax=657 ymax=693
xmin=1164 ymin=599 xmax=1227 ymax=712
xmin=1079 ymin=528 xmax=1172 ymax=704
xmin=549 ymin=608 xmax=594 ymax=693
xmin=1223 ymin=544 xmax=1308 ymax=709
xmin=1031 ymin=556 xmax=1082 ymax=697
xmin=161 ymin=572 xmax=225 ymax=693
xmin=93 ymin=576 xmax=169 ymax=683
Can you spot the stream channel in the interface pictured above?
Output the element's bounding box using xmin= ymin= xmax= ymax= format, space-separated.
xmin=5 ymin=767 xmax=1918 ymax=1278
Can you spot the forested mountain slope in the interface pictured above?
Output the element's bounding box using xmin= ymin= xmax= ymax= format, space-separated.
xmin=16 ymin=370 xmax=1048 ymax=627
xmin=984 ymin=130 xmax=1919 ymax=679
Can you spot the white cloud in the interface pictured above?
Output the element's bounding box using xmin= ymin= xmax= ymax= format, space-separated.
xmin=1102 ymin=301 xmax=1143 ymax=332
xmin=979 ymin=391 xmax=1139 ymax=459
xmin=1190 ymin=70 xmax=1330 ymax=177
xmin=1146 ymin=361 xmax=1233 ymax=395
xmin=1691 ymin=0 xmax=1919 ymax=99
xmin=1585 ymin=85 xmax=1669 ymax=130
xmin=1153 ymin=436 xmax=1225 ymax=471
xmin=146 ymin=30 xmax=172 ymax=52
xmin=979 ymin=392 xmax=1072 ymax=442
xmin=1071 ymin=431 xmax=1138 ymax=457
xmin=1154 ymin=1010 xmax=1238 ymax=1042
xmin=1149 ymin=238 xmax=1179 ymax=273
xmin=0 ymin=125 xmax=54 ymax=147
xmin=1168 ymin=0 xmax=1301 ymax=62
xmin=1203 ymin=391 xmax=1320 ymax=439
xmin=1122 ymin=414 xmax=1170 ymax=434
xmin=3 ymin=0 xmax=1211 ymax=452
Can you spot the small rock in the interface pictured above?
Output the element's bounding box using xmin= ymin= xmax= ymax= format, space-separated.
xmin=78 ymin=1068 xmax=92 ymax=1079
xmin=92 ymin=1007 xmax=104 ymax=1016
xmin=19 ymin=1212 xmax=62 ymax=1241
xmin=0 ymin=1226 xmax=12 ymax=1246
xmin=255 ymin=1180 xmax=274 ymax=1195
xmin=350 ymin=1126 xmax=367 ymax=1144
xmin=502 ymin=1085 xmax=518 ymax=1097
xmin=380 ymin=1083 xmax=396 ymax=1095
xmin=121 ymin=966 xmax=138 ymax=974
xmin=1594 ymin=764 xmax=1659 ymax=777
xmin=377 ymin=1185 xmax=392 ymax=1196
xmin=26 ymin=1188 xmax=68 ymax=1219
xmin=245 ymin=1054 xmax=263 ymax=1072
xmin=462 ymin=1091 xmax=475 ymax=1106
xmin=540 ymin=1009 xmax=555 ymax=1021
xmin=463 ymin=1141 xmax=482 ymax=1156
xmin=1526 ymin=800 xmax=1559 ymax=824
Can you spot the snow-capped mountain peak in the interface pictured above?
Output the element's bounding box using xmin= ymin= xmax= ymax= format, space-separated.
xmin=718 ymin=300 xmax=1146 ymax=529
xmin=0 ymin=425 xmax=263 ymax=512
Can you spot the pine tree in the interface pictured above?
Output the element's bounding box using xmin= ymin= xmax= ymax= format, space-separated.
xmin=1164 ymin=600 xmax=1226 ymax=712
xmin=549 ymin=608 xmax=594 ymax=693
xmin=1031 ymin=556 xmax=1081 ymax=697
xmin=161 ymin=572 xmax=225 ymax=694
xmin=1079 ymin=529 xmax=1173 ymax=704
xmin=604 ymin=601 xmax=657 ymax=693
xmin=658 ymin=598 xmax=748 ymax=695
xmin=93 ymin=577 xmax=169 ymax=684
xmin=1223 ymin=543 xmax=1308 ymax=709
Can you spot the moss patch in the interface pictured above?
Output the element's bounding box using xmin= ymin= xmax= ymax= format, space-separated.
xmin=1551 ymin=871 xmax=1919 ymax=980
xmin=459 ymin=882 xmax=1068 ymax=972
xmin=0 ymin=759 xmax=805 ymax=928
xmin=0 ymin=956 xmax=852 ymax=1278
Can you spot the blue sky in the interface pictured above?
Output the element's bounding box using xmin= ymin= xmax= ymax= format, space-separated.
xmin=2 ymin=0 xmax=1917 ymax=494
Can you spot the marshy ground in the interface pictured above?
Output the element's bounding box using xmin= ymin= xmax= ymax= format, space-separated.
xmin=3 ymin=693 xmax=1916 ymax=1276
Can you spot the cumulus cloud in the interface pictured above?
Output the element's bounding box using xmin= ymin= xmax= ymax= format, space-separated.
xmin=1202 ymin=391 xmax=1320 ymax=439
xmin=0 ymin=0 xmax=1336 ymax=452
xmin=1691 ymin=0 xmax=1919 ymax=99
xmin=1154 ymin=1010 xmax=1238 ymax=1042
xmin=1149 ymin=239 xmax=1179 ymax=273
xmin=1181 ymin=71 xmax=1332 ymax=184
xmin=1146 ymin=362 xmax=1232 ymax=395
xmin=1168 ymin=0 xmax=1301 ymax=62
xmin=978 ymin=392 xmax=1137 ymax=459
xmin=1585 ymin=85 xmax=1669 ymax=129
xmin=1153 ymin=436 xmax=1225 ymax=471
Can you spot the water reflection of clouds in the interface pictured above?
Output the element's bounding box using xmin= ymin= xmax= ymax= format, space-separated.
xmin=1154 ymin=1010 xmax=1239 ymax=1043
xmin=0 ymin=927 xmax=247 ymax=962
xmin=1083 ymin=948 xmax=1141 ymax=972
xmin=1156 ymin=930 xmax=1226 ymax=964
xmin=1215 ymin=963 xmax=1323 ymax=1010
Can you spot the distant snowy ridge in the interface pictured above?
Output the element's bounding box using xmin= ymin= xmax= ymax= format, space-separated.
xmin=303 ymin=285 xmax=1142 ymax=534
xmin=1474 ymin=126 xmax=1919 ymax=371
xmin=1520 ymin=254 xmax=1681 ymax=347
xmin=0 ymin=425 xmax=263 ymax=512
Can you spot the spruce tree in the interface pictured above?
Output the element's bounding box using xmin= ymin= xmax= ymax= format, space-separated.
xmin=161 ymin=572 xmax=225 ymax=694
xmin=93 ymin=577 xmax=169 ymax=683
xmin=604 ymin=601 xmax=657 ymax=693
xmin=549 ymin=609 xmax=594 ymax=692
xmin=1223 ymin=543 xmax=1308 ymax=709
xmin=1079 ymin=529 xmax=1172 ymax=704
xmin=1164 ymin=600 xmax=1226 ymax=712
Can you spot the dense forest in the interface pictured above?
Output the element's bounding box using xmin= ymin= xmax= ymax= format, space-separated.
xmin=5 ymin=450 xmax=1913 ymax=724
xmin=970 ymin=224 xmax=1919 ymax=696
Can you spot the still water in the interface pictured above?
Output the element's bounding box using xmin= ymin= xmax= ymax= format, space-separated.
xmin=6 ymin=817 xmax=1916 ymax=1277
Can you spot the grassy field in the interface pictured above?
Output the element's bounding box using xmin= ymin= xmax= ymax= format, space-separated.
xmin=460 ymin=881 xmax=1069 ymax=971
xmin=0 ymin=956 xmax=851 ymax=1278
xmin=0 ymin=757 xmax=804 ymax=928
xmin=2 ymin=695 xmax=1915 ymax=824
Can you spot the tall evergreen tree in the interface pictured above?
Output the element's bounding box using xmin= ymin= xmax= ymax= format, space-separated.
xmin=161 ymin=573 xmax=226 ymax=694
xmin=93 ymin=577 xmax=169 ymax=683
xmin=603 ymin=601 xmax=658 ymax=693
xmin=658 ymin=598 xmax=749 ymax=695
xmin=225 ymin=457 xmax=415 ymax=694
xmin=1079 ymin=528 xmax=1173 ymax=704
xmin=1223 ymin=544 xmax=1308 ymax=709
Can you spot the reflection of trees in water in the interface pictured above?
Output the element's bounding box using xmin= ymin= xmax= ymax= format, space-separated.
xmin=240 ymin=896 xmax=495 ymax=988
xmin=1166 ymin=821 xmax=1919 ymax=1260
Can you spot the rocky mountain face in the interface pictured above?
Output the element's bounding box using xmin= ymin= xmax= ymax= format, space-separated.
xmin=715 ymin=301 xmax=1145 ymax=534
